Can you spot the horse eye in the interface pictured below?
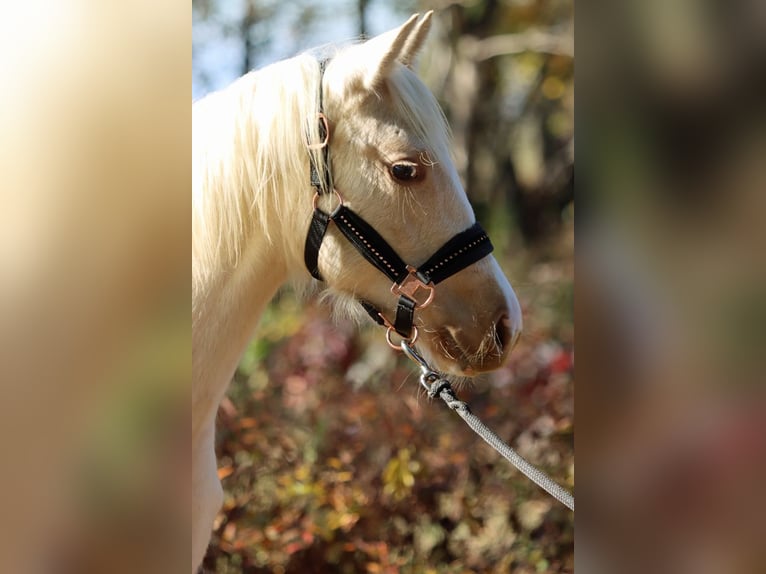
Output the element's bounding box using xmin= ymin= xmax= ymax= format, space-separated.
xmin=390 ymin=163 xmax=419 ymax=182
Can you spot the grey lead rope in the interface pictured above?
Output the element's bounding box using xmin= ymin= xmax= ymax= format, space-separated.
xmin=401 ymin=342 xmax=574 ymax=512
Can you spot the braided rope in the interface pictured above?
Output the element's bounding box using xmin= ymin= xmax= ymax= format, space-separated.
xmin=402 ymin=343 xmax=574 ymax=512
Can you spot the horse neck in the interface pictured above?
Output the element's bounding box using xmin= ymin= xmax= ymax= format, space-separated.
xmin=192 ymin=70 xmax=311 ymax=435
xmin=192 ymin=230 xmax=287 ymax=437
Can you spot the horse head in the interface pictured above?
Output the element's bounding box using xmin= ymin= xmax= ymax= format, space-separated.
xmin=306 ymin=13 xmax=522 ymax=376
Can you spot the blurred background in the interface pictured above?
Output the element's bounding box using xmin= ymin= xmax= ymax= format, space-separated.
xmin=4 ymin=1 xmax=761 ymax=573
xmin=1 ymin=2 xmax=189 ymax=573
xmin=576 ymin=1 xmax=766 ymax=573
xmin=194 ymin=1 xmax=574 ymax=572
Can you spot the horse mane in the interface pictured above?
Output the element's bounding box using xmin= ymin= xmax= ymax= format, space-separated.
xmin=193 ymin=53 xmax=324 ymax=288
xmin=192 ymin=45 xmax=453 ymax=291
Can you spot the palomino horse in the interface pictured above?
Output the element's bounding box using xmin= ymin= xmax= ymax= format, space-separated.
xmin=192 ymin=12 xmax=522 ymax=572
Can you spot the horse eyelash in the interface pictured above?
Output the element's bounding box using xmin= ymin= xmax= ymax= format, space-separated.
xmin=419 ymin=150 xmax=438 ymax=167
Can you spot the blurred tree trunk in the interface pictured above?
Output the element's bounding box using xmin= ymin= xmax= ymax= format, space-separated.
xmin=242 ymin=0 xmax=257 ymax=75
xmin=358 ymin=0 xmax=369 ymax=38
xmin=425 ymin=1 xmax=574 ymax=247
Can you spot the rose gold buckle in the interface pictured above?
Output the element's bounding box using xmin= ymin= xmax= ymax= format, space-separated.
xmin=391 ymin=265 xmax=435 ymax=309
xmin=307 ymin=113 xmax=330 ymax=150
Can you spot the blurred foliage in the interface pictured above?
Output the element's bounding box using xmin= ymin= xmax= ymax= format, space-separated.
xmin=203 ymin=236 xmax=573 ymax=572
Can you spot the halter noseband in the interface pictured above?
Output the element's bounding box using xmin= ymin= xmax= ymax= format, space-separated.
xmin=303 ymin=59 xmax=494 ymax=348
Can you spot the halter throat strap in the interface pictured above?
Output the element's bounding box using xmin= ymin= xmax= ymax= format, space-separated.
xmin=303 ymin=58 xmax=494 ymax=342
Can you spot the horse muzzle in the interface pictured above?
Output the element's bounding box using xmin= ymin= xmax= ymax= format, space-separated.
xmin=418 ymin=278 xmax=522 ymax=376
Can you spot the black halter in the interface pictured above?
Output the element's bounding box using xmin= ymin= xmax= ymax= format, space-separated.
xmin=304 ymin=60 xmax=494 ymax=346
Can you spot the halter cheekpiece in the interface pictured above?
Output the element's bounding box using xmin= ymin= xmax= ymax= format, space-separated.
xmin=304 ymin=59 xmax=494 ymax=348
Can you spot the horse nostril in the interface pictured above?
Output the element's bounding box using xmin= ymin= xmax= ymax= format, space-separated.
xmin=494 ymin=315 xmax=510 ymax=352
xmin=494 ymin=314 xmax=520 ymax=354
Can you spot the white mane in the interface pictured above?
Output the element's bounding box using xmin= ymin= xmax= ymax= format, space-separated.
xmin=192 ymin=54 xmax=323 ymax=289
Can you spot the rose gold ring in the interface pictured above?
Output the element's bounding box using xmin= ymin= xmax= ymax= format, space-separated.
xmin=386 ymin=325 xmax=419 ymax=350
xmin=312 ymin=188 xmax=343 ymax=211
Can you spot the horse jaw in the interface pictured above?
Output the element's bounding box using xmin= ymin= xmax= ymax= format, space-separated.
xmin=315 ymin=249 xmax=522 ymax=378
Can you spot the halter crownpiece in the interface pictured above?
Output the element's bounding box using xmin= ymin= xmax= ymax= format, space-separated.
xmin=304 ymin=58 xmax=494 ymax=348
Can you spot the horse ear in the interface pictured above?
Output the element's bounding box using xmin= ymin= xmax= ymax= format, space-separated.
xmin=399 ymin=11 xmax=433 ymax=68
xmin=361 ymin=13 xmax=421 ymax=90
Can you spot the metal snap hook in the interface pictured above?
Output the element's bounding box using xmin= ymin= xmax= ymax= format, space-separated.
xmin=400 ymin=340 xmax=430 ymax=373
